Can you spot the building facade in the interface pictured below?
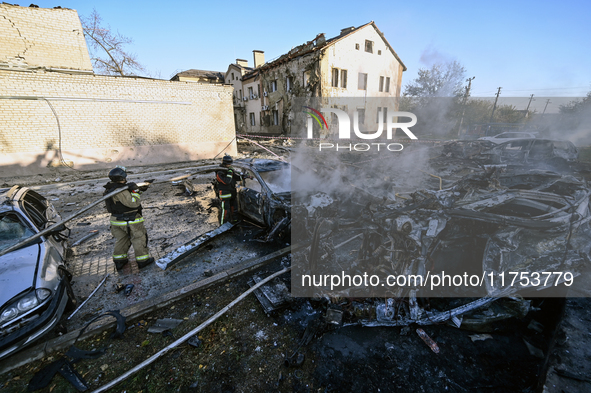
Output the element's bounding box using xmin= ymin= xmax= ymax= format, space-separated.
xmin=227 ymin=22 xmax=406 ymax=136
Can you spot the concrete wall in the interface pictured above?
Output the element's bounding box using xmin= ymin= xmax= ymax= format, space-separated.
xmin=0 ymin=4 xmax=92 ymax=71
xmin=0 ymin=70 xmax=237 ymax=177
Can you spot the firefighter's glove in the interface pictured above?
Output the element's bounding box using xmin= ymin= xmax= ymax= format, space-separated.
xmin=127 ymin=182 xmax=139 ymax=191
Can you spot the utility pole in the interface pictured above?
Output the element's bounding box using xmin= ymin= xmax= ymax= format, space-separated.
xmin=542 ymin=99 xmax=551 ymax=117
xmin=489 ymin=87 xmax=502 ymax=123
xmin=525 ymin=94 xmax=534 ymax=111
xmin=458 ymin=76 xmax=475 ymax=138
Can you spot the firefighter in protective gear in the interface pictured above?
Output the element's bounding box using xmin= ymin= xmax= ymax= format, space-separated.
xmin=215 ymin=155 xmax=246 ymax=225
xmin=103 ymin=166 xmax=154 ymax=271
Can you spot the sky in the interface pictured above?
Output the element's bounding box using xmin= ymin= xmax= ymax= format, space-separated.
xmin=26 ymin=0 xmax=591 ymax=113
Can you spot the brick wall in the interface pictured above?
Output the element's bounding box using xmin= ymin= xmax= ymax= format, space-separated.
xmin=0 ymin=70 xmax=237 ymax=176
xmin=0 ymin=4 xmax=92 ymax=71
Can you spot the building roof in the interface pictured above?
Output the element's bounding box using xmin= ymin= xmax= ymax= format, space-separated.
xmin=242 ymin=21 xmax=406 ymax=82
xmin=170 ymin=69 xmax=225 ymax=82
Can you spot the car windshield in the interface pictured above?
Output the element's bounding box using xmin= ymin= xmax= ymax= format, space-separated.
xmin=0 ymin=213 xmax=35 ymax=252
xmin=259 ymin=168 xmax=291 ymax=194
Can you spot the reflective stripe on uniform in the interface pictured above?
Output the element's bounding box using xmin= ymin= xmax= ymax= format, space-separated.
xmin=220 ymin=193 xmax=232 ymax=198
xmin=110 ymin=217 xmax=145 ymax=226
xmin=113 ymin=254 xmax=128 ymax=259
xmin=131 ymin=192 xmax=140 ymax=201
xmin=136 ymin=254 xmax=150 ymax=261
xmin=220 ymin=201 xmax=225 ymax=224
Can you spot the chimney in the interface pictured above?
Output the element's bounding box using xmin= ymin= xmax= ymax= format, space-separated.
xmin=340 ymin=26 xmax=355 ymax=35
xmin=236 ymin=58 xmax=248 ymax=68
xmin=253 ymin=50 xmax=265 ymax=68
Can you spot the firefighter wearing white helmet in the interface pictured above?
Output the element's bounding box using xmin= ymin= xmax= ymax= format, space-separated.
xmin=103 ymin=166 xmax=154 ymax=271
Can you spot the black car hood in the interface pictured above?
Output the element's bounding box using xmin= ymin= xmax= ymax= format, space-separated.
xmin=0 ymin=244 xmax=39 ymax=307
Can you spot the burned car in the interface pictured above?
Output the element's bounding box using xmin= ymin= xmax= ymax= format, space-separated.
xmin=231 ymin=159 xmax=291 ymax=240
xmin=477 ymin=138 xmax=578 ymax=166
xmin=0 ymin=186 xmax=75 ymax=360
xmin=293 ymin=167 xmax=591 ymax=329
xmin=178 ymin=158 xmax=291 ymax=241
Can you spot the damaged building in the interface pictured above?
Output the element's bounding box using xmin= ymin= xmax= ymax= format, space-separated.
xmin=225 ymin=21 xmax=406 ymax=135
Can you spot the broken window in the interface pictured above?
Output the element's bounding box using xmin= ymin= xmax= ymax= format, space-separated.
xmin=249 ymin=113 xmax=255 ymax=126
xmin=272 ymin=110 xmax=279 ymax=126
xmin=0 ymin=213 xmax=35 ymax=252
xmin=271 ymin=80 xmax=277 ymax=92
xmin=357 ymin=108 xmax=365 ymax=125
xmin=385 ymin=77 xmax=390 ymax=93
xmin=358 ymin=73 xmax=367 ymax=90
xmin=365 ymin=40 xmax=373 ymax=53
xmin=379 ymin=76 xmax=384 ymax=92
xmin=341 ymin=70 xmax=348 ymax=88
xmin=243 ymin=170 xmax=261 ymax=192
xmin=303 ymin=71 xmax=311 ymax=87
xmin=331 ymin=68 xmax=339 ymax=87
xmin=286 ymin=76 xmax=293 ymax=92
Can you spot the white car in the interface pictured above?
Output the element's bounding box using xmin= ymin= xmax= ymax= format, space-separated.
xmin=478 ymin=132 xmax=537 ymax=144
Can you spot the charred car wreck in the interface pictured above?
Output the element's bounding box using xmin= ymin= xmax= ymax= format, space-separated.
xmin=292 ymin=166 xmax=591 ymax=329
xmin=179 ymin=159 xmax=291 ymax=242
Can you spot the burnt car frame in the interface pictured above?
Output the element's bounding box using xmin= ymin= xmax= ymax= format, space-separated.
xmin=0 ymin=186 xmax=75 ymax=360
xmin=295 ymin=166 xmax=591 ymax=329
xmin=180 ymin=159 xmax=291 ymax=241
xmin=478 ymin=138 xmax=578 ymax=166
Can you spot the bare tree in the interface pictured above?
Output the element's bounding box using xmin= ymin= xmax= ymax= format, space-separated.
xmin=81 ymin=9 xmax=146 ymax=76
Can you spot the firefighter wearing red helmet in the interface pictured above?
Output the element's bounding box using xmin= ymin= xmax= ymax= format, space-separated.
xmin=103 ymin=166 xmax=154 ymax=271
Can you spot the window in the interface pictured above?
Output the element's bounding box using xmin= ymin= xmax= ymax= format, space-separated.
xmin=303 ymin=71 xmax=311 ymax=87
xmin=239 ymin=89 xmax=242 ymax=100
xmin=357 ymin=108 xmax=365 ymax=125
xmin=248 ymin=87 xmax=253 ymax=98
xmin=355 ymin=43 xmax=360 ymax=50
xmin=272 ymin=110 xmax=279 ymax=126
xmin=250 ymin=113 xmax=256 ymax=126
xmin=231 ymin=72 xmax=235 ymax=80
xmin=379 ymin=76 xmax=384 ymax=92
xmin=341 ymin=70 xmax=348 ymax=89
xmin=257 ymin=85 xmax=261 ymax=98
xmin=286 ymin=76 xmax=293 ymax=92
xmin=271 ymin=80 xmax=277 ymax=92
xmin=358 ymin=73 xmax=367 ymax=90
xmin=331 ymin=68 xmax=339 ymax=87
xmin=378 ymin=50 xmax=382 ymax=55
xmin=365 ymin=40 xmax=373 ymax=53
xmin=243 ymin=170 xmax=261 ymax=192
xmin=385 ymin=77 xmax=390 ymax=93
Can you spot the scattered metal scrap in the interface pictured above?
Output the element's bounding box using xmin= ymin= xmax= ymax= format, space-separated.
xmin=155 ymin=222 xmax=234 ymax=270
xmin=147 ymin=318 xmax=183 ymax=334
xmin=67 ymin=273 xmax=110 ymax=320
xmin=293 ymin=164 xmax=591 ymax=330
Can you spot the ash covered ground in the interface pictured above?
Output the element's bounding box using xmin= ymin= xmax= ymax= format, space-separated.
xmin=1 ymin=139 xmax=591 ymax=392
